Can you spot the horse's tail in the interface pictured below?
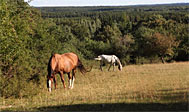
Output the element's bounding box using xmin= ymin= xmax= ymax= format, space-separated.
xmin=77 ymin=59 xmax=92 ymax=74
xmin=94 ymin=56 xmax=102 ymax=61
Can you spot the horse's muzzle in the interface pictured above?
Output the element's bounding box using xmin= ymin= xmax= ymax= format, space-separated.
xmin=48 ymin=80 xmax=52 ymax=92
xmin=48 ymin=88 xmax=52 ymax=92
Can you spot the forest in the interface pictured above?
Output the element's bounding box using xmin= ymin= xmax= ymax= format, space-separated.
xmin=0 ymin=0 xmax=188 ymax=98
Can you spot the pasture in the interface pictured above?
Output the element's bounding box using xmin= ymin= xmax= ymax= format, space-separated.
xmin=0 ymin=62 xmax=188 ymax=111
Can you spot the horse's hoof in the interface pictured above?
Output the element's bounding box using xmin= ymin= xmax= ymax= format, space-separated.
xmin=68 ymin=86 xmax=73 ymax=89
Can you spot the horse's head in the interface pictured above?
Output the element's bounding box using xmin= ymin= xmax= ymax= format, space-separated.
xmin=114 ymin=56 xmax=122 ymax=71
xmin=47 ymin=75 xmax=53 ymax=92
xmin=118 ymin=64 xmax=123 ymax=71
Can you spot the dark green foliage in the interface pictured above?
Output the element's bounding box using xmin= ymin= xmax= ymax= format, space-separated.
xmin=0 ymin=0 xmax=67 ymax=98
xmin=0 ymin=1 xmax=188 ymax=98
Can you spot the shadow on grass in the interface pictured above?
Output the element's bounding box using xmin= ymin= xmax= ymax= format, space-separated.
xmin=36 ymin=102 xmax=188 ymax=112
xmin=1 ymin=88 xmax=188 ymax=112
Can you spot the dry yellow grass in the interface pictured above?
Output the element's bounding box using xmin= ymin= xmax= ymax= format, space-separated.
xmin=1 ymin=62 xmax=189 ymax=111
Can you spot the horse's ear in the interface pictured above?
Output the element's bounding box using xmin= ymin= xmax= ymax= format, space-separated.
xmin=51 ymin=52 xmax=55 ymax=56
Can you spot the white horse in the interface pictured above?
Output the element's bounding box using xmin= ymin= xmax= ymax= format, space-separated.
xmin=94 ymin=54 xmax=123 ymax=71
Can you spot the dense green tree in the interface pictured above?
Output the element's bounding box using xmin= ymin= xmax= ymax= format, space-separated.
xmin=111 ymin=34 xmax=135 ymax=65
xmin=0 ymin=0 xmax=65 ymax=98
xmin=0 ymin=0 xmax=37 ymax=97
xmin=144 ymin=33 xmax=179 ymax=63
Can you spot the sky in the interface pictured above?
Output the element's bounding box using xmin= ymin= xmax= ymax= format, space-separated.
xmin=25 ymin=0 xmax=189 ymax=7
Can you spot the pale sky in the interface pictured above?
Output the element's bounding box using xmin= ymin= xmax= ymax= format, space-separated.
xmin=25 ymin=0 xmax=189 ymax=7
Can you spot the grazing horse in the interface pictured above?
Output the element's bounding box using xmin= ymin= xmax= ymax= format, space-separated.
xmin=94 ymin=54 xmax=123 ymax=71
xmin=47 ymin=52 xmax=90 ymax=92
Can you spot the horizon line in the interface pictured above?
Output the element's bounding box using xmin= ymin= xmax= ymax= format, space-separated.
xmin=30 ymin=2 xmax=189 ymax=7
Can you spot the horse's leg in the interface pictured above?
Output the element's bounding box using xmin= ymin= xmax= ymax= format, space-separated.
xmin=113 ymin=63 xmax=115 ymax=71
xmin=71 ymin=69 xmax=76 ymax=89
xmin=100 ymin=61 xmax=103 ymax=71
xmin=67 ymin=72 xmax=72 ymax=89
xmin=59 ymin=71 xmax=66 ymax=88
xmin=108 ymin=64 xmax=112 ymax=71
xmin=53 ymin=75 xmax=57 ymax=89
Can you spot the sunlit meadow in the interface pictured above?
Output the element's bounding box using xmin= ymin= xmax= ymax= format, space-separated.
xmin=0 ymin=62 xmax=188 ymax=111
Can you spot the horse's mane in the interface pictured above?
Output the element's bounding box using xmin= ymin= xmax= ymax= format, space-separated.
xmin=114 ymin=56 xmax=120 ymax=64
xmin=114 ymin=56 xmax=122 ymax=66
xmin=47 ymin=54 xmax=54 ymax=78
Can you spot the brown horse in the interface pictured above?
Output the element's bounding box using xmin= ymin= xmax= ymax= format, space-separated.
xmin=47 ymin=52 xmax=90 ymax=92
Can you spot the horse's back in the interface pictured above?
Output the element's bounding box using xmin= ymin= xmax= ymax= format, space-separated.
xmin=62 ymin=52 xmax=78 ymax=59
xmin=100 ymin=54 xmax=118 ymax=63
xmin=62 ymin=52 xmax=78 ymax=65
xmin=53 ymin=53 xmax=79 ymax=73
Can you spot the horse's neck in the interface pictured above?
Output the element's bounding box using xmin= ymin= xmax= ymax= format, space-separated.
xmin=115 ymin=57 xmax=122 ymax=66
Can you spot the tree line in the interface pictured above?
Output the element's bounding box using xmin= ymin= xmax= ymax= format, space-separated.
xmin=39 ymin=4 xmax=188 ymax=63
xmin=0 ymin=0 xmax=188 ymax=98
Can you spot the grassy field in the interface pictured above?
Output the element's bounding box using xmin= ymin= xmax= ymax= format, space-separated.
xmin=0 ymin=62 xmax=189 ymax=111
